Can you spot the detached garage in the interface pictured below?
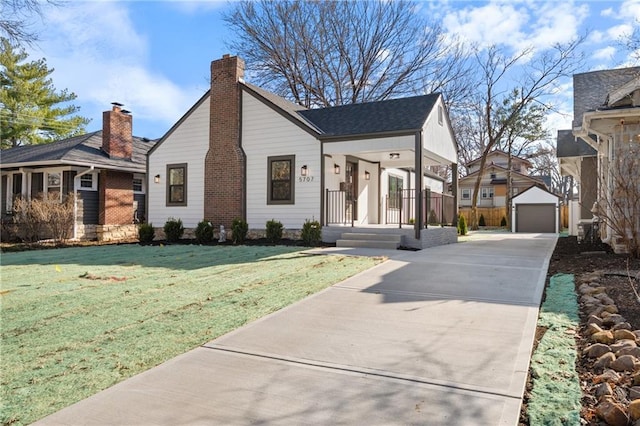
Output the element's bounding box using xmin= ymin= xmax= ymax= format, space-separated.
xmin=511 ymin=185 xmax=560 ymax=233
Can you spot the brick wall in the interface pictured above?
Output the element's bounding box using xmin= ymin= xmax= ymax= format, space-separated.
xmin=204 ymin=54 xmax=246 ymax=229
xmin=102 ymin=105 xmax=133 ymax=159
xmin=99 ymin=170 xmax=134 ymax=225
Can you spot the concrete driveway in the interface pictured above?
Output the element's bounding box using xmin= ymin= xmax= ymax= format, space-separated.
xmin=36 ymin=232 xmax=557 ymax=426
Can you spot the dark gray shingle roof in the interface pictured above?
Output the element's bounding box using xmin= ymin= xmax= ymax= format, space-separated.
xmin=1 ymin=131 xmax=156 ymax=172
xmin=556 ymin=129 xmax=597 ymax=158
xmin=298 ymin=94 xmax=440 ymax=137
xmin=573 ymin=67 xmax=640 ymax=128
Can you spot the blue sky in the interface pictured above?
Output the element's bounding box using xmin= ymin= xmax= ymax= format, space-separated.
xmin=24 ymin=0 xmax=640 ymax=140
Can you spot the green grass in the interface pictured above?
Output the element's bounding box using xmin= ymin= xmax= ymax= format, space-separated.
xmin=528 ymin=273 xmax=582 ymax=426
xmin=0 ymin=244 xmax=383 ymax=425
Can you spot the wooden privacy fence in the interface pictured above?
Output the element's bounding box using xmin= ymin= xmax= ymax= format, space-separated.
xmin=458 ymin=207 xmax=507 ymax=227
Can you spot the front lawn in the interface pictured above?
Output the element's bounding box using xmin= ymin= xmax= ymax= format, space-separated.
xmin=0 ymin=244 xmax=383 ymax=425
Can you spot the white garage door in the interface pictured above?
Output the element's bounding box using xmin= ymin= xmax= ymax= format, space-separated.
xmin=515 ymin=204 xmax=556 ymax=233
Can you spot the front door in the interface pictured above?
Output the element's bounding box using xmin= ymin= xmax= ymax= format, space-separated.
xmin=345 ymin=162 xmax=358 ymax=221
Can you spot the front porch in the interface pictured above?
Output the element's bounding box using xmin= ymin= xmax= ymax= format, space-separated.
xmin=322 ymin=224 xmax=458 ymax=250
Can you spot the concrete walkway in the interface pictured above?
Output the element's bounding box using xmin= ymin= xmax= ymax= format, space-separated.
xmin=36 ymin=232 xmax=557 ymax=426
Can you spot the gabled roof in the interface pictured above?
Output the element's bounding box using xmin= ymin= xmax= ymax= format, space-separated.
xmin=298 ymin=94 xmax=441 ymax=138
xmin=556 ymin=129 xmax=597 ymax=158
xmin=512 ymin=183 xmax=560 ymax=200
xmin=458 ymin=163 xmax=545 ymax=186
xmin=1 ymin=131 xmax=156 ymax=172
xmin=465 ymin=149 xmax=532 ymax=167
xmin=572 ymin=66 xmax=640 ymax=128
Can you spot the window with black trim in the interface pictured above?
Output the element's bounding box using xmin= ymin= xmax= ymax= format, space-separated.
xmin=166 ymin=163 xmax=187 ymax=206
xmin=267 ymin=155 xmax=294 ymax=204
xmin=80 ymin=173 xmax=95 ymax=190
xmin=481 ymin=186 xmax=494 ymax=199
xmin=461 ymin=188 xmax=471 ymax=200
xmin=133 ymin=175 xmax=144 ymax=193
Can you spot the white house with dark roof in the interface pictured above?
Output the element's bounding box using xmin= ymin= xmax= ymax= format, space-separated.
xmin=1 ymin=105 xmax=156 ymax=241
xmin=147 ymin=55 xmax=459 ymax=249
xmin=558 ymin=66 xmax=640 ymax=253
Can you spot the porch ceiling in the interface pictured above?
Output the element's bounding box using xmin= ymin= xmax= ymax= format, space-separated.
xmin=325 ymin=147 xmax=450 ymax=169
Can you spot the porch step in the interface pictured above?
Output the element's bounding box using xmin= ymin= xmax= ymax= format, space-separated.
xmin=336 ymin=233 xmax=402 ymax=250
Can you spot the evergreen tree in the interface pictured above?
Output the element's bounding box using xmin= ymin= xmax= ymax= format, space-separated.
xmin=0 ymin=37 xmax=89 ymax=149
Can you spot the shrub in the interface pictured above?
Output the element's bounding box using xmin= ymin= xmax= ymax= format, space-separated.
xmin=478 ymin=214 xmax=486 ymax=227
xmin=163 ymin=217 xmax=184 ymax=242
xmin=138 ymin=223 xmax=155 ymax=243
xmin=500 ymin=216 xmax=508 ymax=227
xmin=458 ymin=214 xmax=467 ymax=236
xmin=12 ymin=193 xmax=74 ymax=243
xmin=195 ymin=220 xmax=214 ymax=243
xmin=265 ymin=219 xmax=283 ymax=243
xmin=231 ymin=218 xmax=248 ymax=244
xmin=428 ymin=209 xmax=438 ymax=225
xmin=301 ymin=219 xmax=321 ymax=246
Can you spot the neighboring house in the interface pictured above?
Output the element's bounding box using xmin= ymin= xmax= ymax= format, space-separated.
xmin=458 ymin=150 xmax=547 ymax=209
xmin=558 ymin=66 xmax=640 ymax=253
xmin=556 ymin=129 xmax=598 ymax=236
xmin=147 ymin=54 xmax=459 ymax=249
xmin=1 ymin=105 xmax=156 ymax=241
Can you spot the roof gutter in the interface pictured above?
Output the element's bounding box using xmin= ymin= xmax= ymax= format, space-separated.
xmin=0 ymin=160 xmax=145 ymax=173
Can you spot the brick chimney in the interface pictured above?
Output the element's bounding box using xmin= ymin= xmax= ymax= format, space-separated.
xmin=102 ymin=103 xmax=133 ymax=159
xmin=204 ymin=54 xmax=246 ymax=228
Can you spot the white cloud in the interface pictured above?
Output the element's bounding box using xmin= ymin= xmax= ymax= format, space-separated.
xmin=601 ymin=7 xmax=614 ymax=17
xmin=592 ymin=46 xmax=617 ymax=60
xmin=166 ymin=0 xmax=228 ymax=15
xmin=26 ymin=2 xmax=199 ymax=136
xmin=620 ymin=0 xmax=640 ymax=21
xmin=607 ymin=23 xmax=634 ymax=40
xmin=442 ymin=3 xmax=528 ymax=48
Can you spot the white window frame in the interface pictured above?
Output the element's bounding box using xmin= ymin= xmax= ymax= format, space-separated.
xmin=461 ymin=188 xmax=471 ymax=200
xmin=133 ymin=173 xmax=145 ymax=194
xmin=45 ymin=171 xmax=63 ymax=201
xmin=78 ymin=172 xmax=97 ymax=191
xmin=481 ymin=186 xmax=494 ymax=199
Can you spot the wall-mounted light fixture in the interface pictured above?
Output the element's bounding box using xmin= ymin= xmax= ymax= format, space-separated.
xmin=364 ymin=171 xmax=371 ymax=180
xmin=301 ymin=165 xmax=308 ymax=176
xmin=154 ymin=174 xmax=161 ymax=184
xmin=334 ymin=164 xmax=340 ymax=174
xmin=389 ymin=153 xmax=400 ymax=160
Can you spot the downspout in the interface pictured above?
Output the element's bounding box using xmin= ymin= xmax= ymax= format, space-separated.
xmin=73 ymin=167 xmax=94 ymax=240
xmin=414 ymin=131 xmax=423 ymax=239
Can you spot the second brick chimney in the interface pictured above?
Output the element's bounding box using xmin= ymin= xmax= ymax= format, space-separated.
xmin=102 ymin=104 xmax=133 ymax=159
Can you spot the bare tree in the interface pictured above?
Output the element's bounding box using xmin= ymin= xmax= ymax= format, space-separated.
xmin=594 ymin=141 xmax=640 ymax=258
xmin=0 ymin=0 xmax=56 ymax=45
xmin=459 ymin=42 xmax=583 ymax=228
xmin=224 ymin=0 xmax=473 ymax=109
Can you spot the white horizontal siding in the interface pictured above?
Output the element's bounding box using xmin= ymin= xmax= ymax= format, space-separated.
xmin=243 ymin=92 xmax=321 ymax=229
xmin=422 ymin=98 xmax=457 ymax=164
xmin=147 ymin=96 xmax=210 ymax=228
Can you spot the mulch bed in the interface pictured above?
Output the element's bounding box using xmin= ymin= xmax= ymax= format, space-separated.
xmin=519 ymin=236 xmax=640 ymax=425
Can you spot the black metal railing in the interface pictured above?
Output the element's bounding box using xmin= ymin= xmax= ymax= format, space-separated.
xmin=325 ymin=189 xmax=354 ymax=226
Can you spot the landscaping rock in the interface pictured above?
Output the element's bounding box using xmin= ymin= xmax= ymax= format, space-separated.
xmin=631 ymin=399 xmax=640 ymax=421
xmin=582 ymin=294 xmax=600 ymax=305
xmin=594 ymin=369 xmax=622 ymax=384
xmin=631 ymin=386 xmax=640 ymax=401
xmin=618 ymin=347 xmax=640 ymax=358
xmin=603 ymin=314 xmax=626 ymax=326
xmin=594 ymin=352 xmax=616 ymax=369
xmin=634 ymin=372 xmax=640 ymax=386
xmin=613 ymin=322 xmax=633 ymax=331
xmin=588 ymin=315 xmax=604 ymax=326
xmin=610 ymin=354 xmax=639 ymax=372
xmin=611 ymin=340 xmax=638 ymax=352
xmin=593 ymin=330 xmax=616 ymax=344
xmin=588 ymin=323 xmax=605 ymax=335
xmin=595 ymin=382 xmax=614 ymax=398
xmin=615 ymin=329 xmax=639 ymax=341
xmin=597 ymin=399 xmax=630 ymax=426
xmin=586 ymin=343 xmax=612 ymax=358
